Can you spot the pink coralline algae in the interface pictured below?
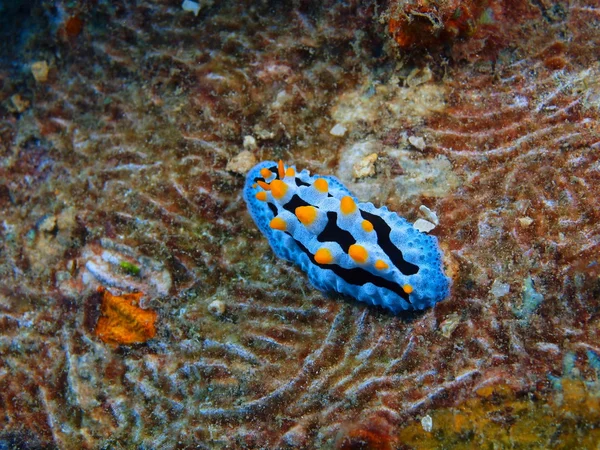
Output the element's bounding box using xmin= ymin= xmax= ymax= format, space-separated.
xmin=0 ymin=0 xmax=599 ymax=448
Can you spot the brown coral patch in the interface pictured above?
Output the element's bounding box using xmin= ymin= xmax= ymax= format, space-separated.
xmin=388 ymin=0 xmax=540 ymax=61
xmin=63 ymin=16 xmax=84 ymax=39
xmin=336 ymin=415 xmax=396 ymax=450
xmin=94 ymin=287 xmax=157 ymax=346
xmin=389 ymin=0 xmax=483 ymax=49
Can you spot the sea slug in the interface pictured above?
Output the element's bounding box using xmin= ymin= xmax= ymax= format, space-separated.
xmin=244 ymin=160 xmax=450 ymax=313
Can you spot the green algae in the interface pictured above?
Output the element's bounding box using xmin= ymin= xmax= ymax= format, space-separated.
xmin=119 ymin=260 xmax=141 ymax=276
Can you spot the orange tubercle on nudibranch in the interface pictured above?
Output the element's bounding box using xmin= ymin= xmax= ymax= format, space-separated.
xmin=255 ymin=191 xmax=267 ymax=201
xmin=94 ymin=287 xmax=157 ymax=347
xmin=270 ymin=179 xmax=288 ymax=199
xmin=315 ymin=248 xmax=334 ymax=264
xmin=349 ymin=244 xmax=368 ymax=264
xmin=375 ymin=260 xmax=389 ymax=270
xmin=295 ymin=205 xmax=318 ymax=225
xmin=260 ymin=168 xmax=272 ymax=179
xmin=340 ymin=196 xmax=357 ymax=215
xmin=270 ymin=217 xmax=287 ymax=231
xmin=278 ymin=159 xmax=285 ymax=179
xmin=257 ymin=180 xmax=271 ymax=191
xmin=313 ymin=178 xmax=328 ymax=193
xmin=403 ymin=284 xmax=413 ymax=294
xmin=362 ymin=220 xmax=374 ymax=232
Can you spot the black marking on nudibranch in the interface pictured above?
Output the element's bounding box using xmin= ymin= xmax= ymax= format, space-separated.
xmin=317 ymin=211 xmax=356 ymax=252
xmin=360 ymin=210 xmax=419 ymax=276
xmin=267 ymin=203 xmax=278 ymax=217
xmin=294 ymin=239 xmax=412 ymax=303
xmin=295 ymin=178 xmax=311 ymax=187
xmin=282 ymin=195 xmax=313 ymax=214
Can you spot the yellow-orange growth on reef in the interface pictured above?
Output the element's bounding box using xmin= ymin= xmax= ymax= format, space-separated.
xmin=94 ymin=287 xmax=157 ymax=346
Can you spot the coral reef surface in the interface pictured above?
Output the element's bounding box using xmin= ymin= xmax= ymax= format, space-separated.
xmin=0 ymin=0 xmax=599 ymax=448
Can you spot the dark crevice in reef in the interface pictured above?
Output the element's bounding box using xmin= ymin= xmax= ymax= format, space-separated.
xmin=0 ymin=1 xmax=56 ymax=65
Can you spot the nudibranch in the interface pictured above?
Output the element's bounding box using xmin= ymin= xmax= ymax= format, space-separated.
xmin=243 ymin=160 xmax=450 ymax=313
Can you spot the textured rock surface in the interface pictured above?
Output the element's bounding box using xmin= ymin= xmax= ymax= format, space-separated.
xmin=0 ymin=0 xmax=599 ymax=448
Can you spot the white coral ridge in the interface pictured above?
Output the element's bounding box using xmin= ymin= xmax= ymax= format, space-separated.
xmin=182 ymin=0 xmax=201 ymax=16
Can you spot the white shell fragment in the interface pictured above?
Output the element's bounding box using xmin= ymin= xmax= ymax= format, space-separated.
xmin=413 ymin=219 xmax=436 ymax=233
xmin=243 ymin=135 xmax=258 ymax=150
xmin=419 ymin=205 xmax=439 ymax=225
xmin=329 ymin=123 xmax=347 ymax=137
xmin=421 ymin=415 xmax=433 ymax=432
xmin=414 ymin=205 xmax=439 ymax=233
xmin=408 ymin=135 xmax=426 ymax=150
xmin=518 ymin=216 xmax=534 ymax=227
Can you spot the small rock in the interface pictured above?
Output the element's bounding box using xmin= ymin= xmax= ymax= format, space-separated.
xmin=208 ymin=300 xmax=226 ymax=316
xmin=181 ymin=0 xmax=201 ymax=16
xmin=518 ymin=217 xmax=534 ymax=227
xmin=226 ymin=150 xmax=256 ymax=174
xmin=352 ymin=152 xmax=378 ymax=179
xmin=254 ymin=127 xmax=275 ymax=140
xmin=330 ymin=123 xmax=347 ymax=137
xmin=243 ymin=135 xmax=257 ymax=151
xmin=60 ymin=239 xmax=172 ymax=300
xmin=408 ymin=135 xmax=426 ymax=150
xmin=490 ymin=279 xmax=510 ymax=298
xmin=37 ymin=215 xmax=57 ymax=233
xmin=10 ymin=94 xmax=30 ymax=112
xmin=439 ymin=312 xmax=460 ymax=338
xmin=31 ymin=61 xmax=49 ymax=83
xmin=272 ymin=90 xmax=291 ymax=108
xmin=421 ymin=415 xmax=433 ymax=432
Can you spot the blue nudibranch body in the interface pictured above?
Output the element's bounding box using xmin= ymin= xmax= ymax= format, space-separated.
xmin=244 ymin=160 xmax=451 ymax=313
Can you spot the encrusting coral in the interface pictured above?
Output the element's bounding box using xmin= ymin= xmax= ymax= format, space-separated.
xmin=94 ymin=287 xmax=157 ymax=346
